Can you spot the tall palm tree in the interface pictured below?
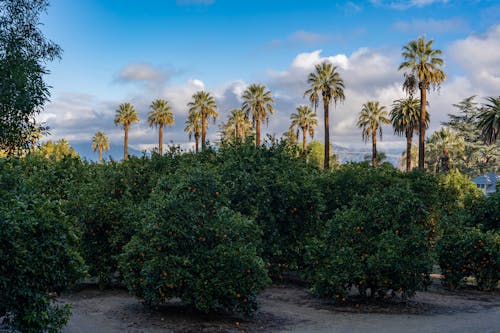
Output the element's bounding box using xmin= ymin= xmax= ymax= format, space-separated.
xmin=357 ymin=101 xmax=390 ymax=167
xmin=282 ymin=127 xmax=298 ymax=147
xmin=184 ymin=110 xmax=202 ymax=153
xmin=114 ymin=102 xmax=139 ymax=160
xmin=223 ymin=109 xmax=253 ymax=141
xmin=241 ymin=84 xmax=275 ymax=146
xmin=304 ymin=62 xmax=345 ymax=170
xmin=426 ymin=127 xmax=465 ymax=174
xmin=290 ymin=105 xmax=318 ymax=152
xmin=478 ymin=96 xmax=500 ymax=145
xmin=399 ymin=37 xmax=446 ymax=169
xmin=399 ymin=145 xmax=419 ymax=172
xmin=148 ymin=99 xmax=174 ymax=155
xmin=187 ymin=91 xmax=218 ymax=151
xmin=390 ymin=97 xmax=429 ymax=172
xmin=92 ymin=131 xmax=110 ymax=163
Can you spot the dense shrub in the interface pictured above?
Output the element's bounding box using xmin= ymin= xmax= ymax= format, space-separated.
xmin=119 ymin=168 xmax=270 ymax=315
xmin=216 ymin=141 xmax=324 ymax=275
xmin=65 ymin=162 xmax=136 ymax=287
xmin=437 ymin=226 xmax=499 ymax=290
xmin=0 ymin=160 xmax=86 ymax=333
xmin=306 ymin=185 xmax=433 ymax=302
xmin=438 ymin=169 xmax=483 ymax=211
xmin=437 ymin=190 xmax=500 ymax=291
xmin=465 ymin=191 xmax=500 ymax=232
xmin=319 ymin=163 xmax=404 ymax=220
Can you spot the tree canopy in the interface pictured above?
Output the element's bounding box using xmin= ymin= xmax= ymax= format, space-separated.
xmin=0 ymin=0 xmax=61 ymax=155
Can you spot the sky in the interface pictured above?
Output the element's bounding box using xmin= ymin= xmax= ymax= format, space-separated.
xmin=37 ymin=0 xmax=500 ymax=160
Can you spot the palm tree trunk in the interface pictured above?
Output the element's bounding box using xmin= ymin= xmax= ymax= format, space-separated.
xmin=195 ymin=135 xmax=199 ymax=153
xmin=99 ymin=148 xmax=103 ymax=163
xmin=159 ymin=125 xmax=163 ymax=156
xmin=256 ymin=118 xmax=261 ymax=146
xmin=302 ymin=127 xmax=307 ymax=152
xmin=124 ymin=126 xmax=129 ymax=160
xmin=419 ymin=84 xmax=427 ymax=169
xmin=406 ymin=133 xmax=412 ymax=172
xmin=372 ymin=131 xmax=377 ymax=168
xmin=323 ymin=97 xmax=330 ymax=170
xmin=201 ymin=113 xmax=207 ymax=151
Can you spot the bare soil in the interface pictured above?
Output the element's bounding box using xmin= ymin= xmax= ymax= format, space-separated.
xmin=60 ymin=283 xmax=500 ymax=333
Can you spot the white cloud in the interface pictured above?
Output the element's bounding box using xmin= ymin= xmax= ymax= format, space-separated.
xmin=114 ymin=63 xmax=181 ymax=86
xmin=267 ymin=30 xmax=333 ymax=48
xmin=371 ymin=0 xmax=448 ymax=9
xmin=289 ymin=30 xmax=331 ymax=45
xmin=40 ymin=25 xmax=500 ymax=161
xmin=392 ymin=18 xmax=468 ymax=34
xmin=448 ymin=25 xmax=500 ymax=95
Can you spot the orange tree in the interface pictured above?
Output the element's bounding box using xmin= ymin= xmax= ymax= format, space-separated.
xmin=0 ymin=158 xmax=85 ymax=333
xmin=119 ymin=168 xmax=269 ymax=315
xmin=437 ymin=191 xmax=500 ymax=290
xmin=215 ymin=140 xmax=324 ymax=277
xmin=306 ymin=184 xmax=433 ymax=302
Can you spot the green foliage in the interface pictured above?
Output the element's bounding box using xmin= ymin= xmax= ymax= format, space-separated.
xmin=439 ymin=169 xmax=483 ymax=208
xmin=0 ymin=0 xmax=62 ymax=154
xmin=444 ymin=96 xmax=500 ymax=176
xmin=307 ymin=185 xmax=433 ymax=302
xmin=437 ymin=226 xmax=499 ymax=290
xmin=319 ymin=163 xmax=402 ymax=219
xmin=119 ymin=168 xmax=269 ymax=315
xmin=32 ymin=139 xmax=80 ymax=161
xmin=306 ymin=140 xmax=337 ymax=170
xmin=467 ymin=191 xmax=500 ymax=231
xmin=438 ymin=189 xmax=499 ymax=291
xmin=216 ymin=141 xmax=324 ymax=275
xmin=0 ymin=159 xmax=85 ymax=333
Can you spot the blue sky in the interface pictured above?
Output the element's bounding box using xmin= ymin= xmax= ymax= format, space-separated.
xmin=38 ymin=0 xmax=500 ymax=160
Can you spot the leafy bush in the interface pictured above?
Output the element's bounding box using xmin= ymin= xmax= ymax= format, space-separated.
xmin=437 ymin=226 xmax=499 ymax=290
xmin=465 ymin=191 xmax=500 ymax=232
xmin=119 ymin=168 xmax=270 ymax=315
xmin=0 ymin=159 xmax=86 ymax=332
xmin=216 ymin=141 xmax=324 ymax=275
xmin=319 ymin=163 xmax=403 ymax=220
xmin=306 ymin=185 xmax=433 ymax=302
xmin=66 ymin=162 xmax=134 ymax=287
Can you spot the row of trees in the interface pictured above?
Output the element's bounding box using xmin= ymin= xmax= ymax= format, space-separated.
xmin=1 ymin=0 xmax=498 ymax=173
xmin=99 ymin=36 xmax=497 ymax=170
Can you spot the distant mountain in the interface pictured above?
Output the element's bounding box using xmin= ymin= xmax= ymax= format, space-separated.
xmin=72 ymin=142 xmax=144 ymax=162
xmin=332 ymin=144 xmax=402 ymax=167
xmin=71 ymin=141 xmax=402 ymax=167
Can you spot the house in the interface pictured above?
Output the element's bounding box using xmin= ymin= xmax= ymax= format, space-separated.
xmin=472 ymin=173 xmax=499 ymax=195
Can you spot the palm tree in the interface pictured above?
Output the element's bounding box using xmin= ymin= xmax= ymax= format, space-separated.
xmin=241 ymin=84 xmax=275 ymax=146
xmin=148 ymin=99 xmax=174 ymax=155
xmin=114 ymin=102 xmax=139 ymax=160
xmin=304 ymin=62 xmax=345 ymax=170
xmin=478 ymin=96 xmax=500 ymax=145
xmin=282 ymin=127 xmax=298 ymax=147
xmin=399 ymin=37 xmax=446 ymax=169
xmin=426 ymin=127 xmax=465 ymax=174
xmin=390 ymin=97 xmax=429 ymax=172
xmin=187 ymin=91 xmax=218 ymax=151
xmin=356 ymin=101 xmax=390 ymax=167
xmin=92 ymin=131 xmax=110 ymax=163
xmin=399 ymin=145 xmax=418 ymax=172
xmin=290 ymin=105 xmax=318 ymax=152
xmin=184 ymin=110 xmax=202 ymax=153
xmin=222 ymin=109 xmax=253 ymax=141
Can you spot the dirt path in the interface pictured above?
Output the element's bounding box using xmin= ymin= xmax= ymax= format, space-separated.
xmin=60 ymin=284 xmax=500 ymax=333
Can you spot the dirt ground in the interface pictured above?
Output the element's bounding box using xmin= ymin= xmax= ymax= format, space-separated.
xmin=60 ymin=283 xmax=500 ymax=333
